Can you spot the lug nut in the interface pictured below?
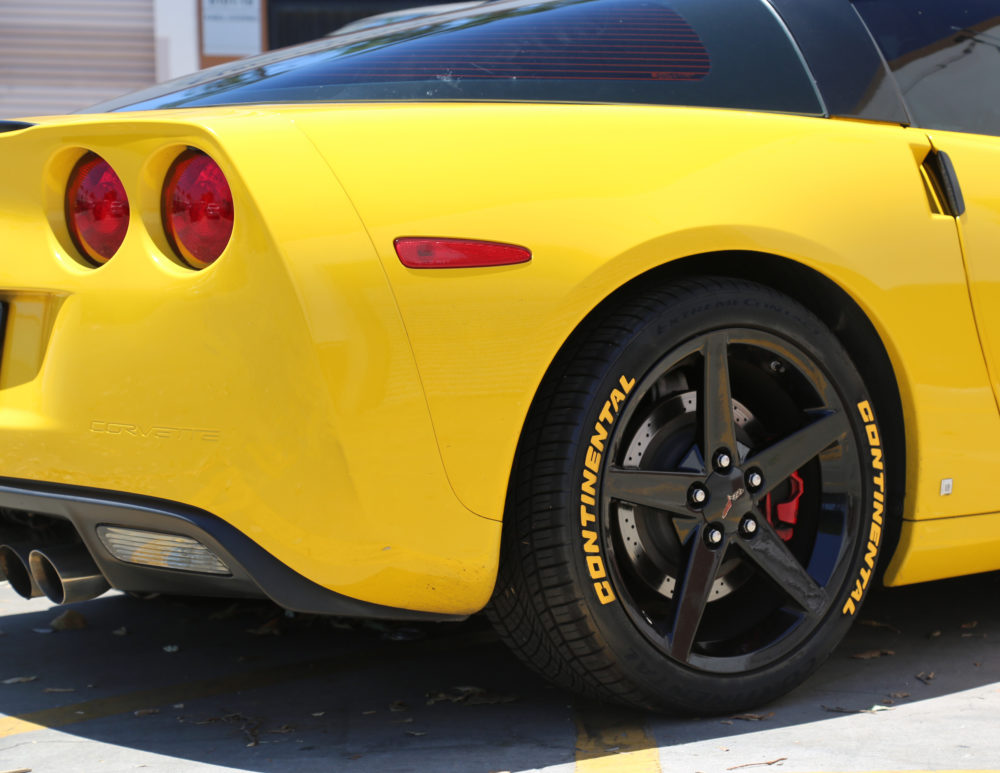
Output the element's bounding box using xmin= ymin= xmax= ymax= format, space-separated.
xmin=705 ymin=526 xmax=724 ymax=547
xmin=740 ymin=516 xmax=758 ymax=537
xmin=714 ymin=450 xmax=732 ymax=471
xmin=747 ymin=470 xmax=763 ymax=491
xmin=689 ymin=485 xmax=708 ymax=507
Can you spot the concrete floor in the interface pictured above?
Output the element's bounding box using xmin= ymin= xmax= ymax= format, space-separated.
xmin=1 ymin=570 xmax=998 ymax=773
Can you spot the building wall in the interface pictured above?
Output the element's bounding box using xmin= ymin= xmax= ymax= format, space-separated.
xmin=0 ymin=0 xmax=157 ymax=118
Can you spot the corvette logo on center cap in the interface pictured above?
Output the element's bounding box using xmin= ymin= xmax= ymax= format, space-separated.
xmin=722 ymin=487 xmax=745 ymax=520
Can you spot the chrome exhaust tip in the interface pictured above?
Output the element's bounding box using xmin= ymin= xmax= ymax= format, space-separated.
xmin=29 ymin=545 xmax=110 ymax=605
xmin=0 ymin=544 xmax=43 ymax=599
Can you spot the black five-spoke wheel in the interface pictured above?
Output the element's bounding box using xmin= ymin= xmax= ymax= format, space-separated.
xmin=489 ymin=278 xmax=885 ymax=713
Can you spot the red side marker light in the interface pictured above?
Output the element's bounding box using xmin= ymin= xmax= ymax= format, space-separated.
xmin=163 ymin=149 xmax=234 ymax=269
xmin=394 ymin=238 xmax=531 ymax=269
xmin=66 ymin=152 xmax=130 ymax=265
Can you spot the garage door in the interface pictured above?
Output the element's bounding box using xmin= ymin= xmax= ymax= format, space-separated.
xmin=0 ymin=0 xmax=154 ymax=119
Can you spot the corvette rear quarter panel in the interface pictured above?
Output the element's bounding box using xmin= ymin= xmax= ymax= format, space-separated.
xmin=294 ymin=104 xmax=1000 ymax=543
xmin=4 ymin=103 xmax=999 ymax=611
xmin=0 ymin=111 xmax=500 ymax=614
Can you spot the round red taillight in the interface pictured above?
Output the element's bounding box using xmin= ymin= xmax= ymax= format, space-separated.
xmin=66 ymin=152 xmax=130 ymax=265
xmin=163 ymin=150 xmax=234 ymax=269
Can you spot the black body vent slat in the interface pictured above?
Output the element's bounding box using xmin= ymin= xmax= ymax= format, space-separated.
xmin=0 ymin=121 xmax=34 ymax=134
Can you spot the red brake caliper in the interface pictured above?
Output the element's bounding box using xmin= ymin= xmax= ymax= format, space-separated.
xmin=763 ymin=471 xmax=804 ymax=541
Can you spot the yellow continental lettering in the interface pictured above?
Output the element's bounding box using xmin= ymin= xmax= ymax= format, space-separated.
xmin=579 ymin=379 xmax=632 ymax=608
xmin=864 ymin=542 xmax=878 ymax=570
xmin=845 ymin=400 xmax=885 ymax=616
xmin=590 ymin=421 xmax=608 ymax=453
xmin=594 ymin=581 xmax=616 ymax=604
xmin=586 ymin=555 xmax=606 ymax=580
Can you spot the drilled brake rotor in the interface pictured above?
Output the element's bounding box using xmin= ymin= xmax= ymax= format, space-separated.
xmin=616 ymin=389 xmax=757 ymax=602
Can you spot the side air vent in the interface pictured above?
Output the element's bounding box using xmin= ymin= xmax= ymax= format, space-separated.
xmin=921 ymin=149 xmax=965 ymax=217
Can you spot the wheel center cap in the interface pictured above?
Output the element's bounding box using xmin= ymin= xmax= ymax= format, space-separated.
xmin=705 ymin=469 xmax=748 ymax=523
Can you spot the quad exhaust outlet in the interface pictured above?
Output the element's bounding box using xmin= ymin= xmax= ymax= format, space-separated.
xmin=0 ymin=544 xmax=43 ymax=599
xmin=27 ymin=545 xmax=111 ymax=605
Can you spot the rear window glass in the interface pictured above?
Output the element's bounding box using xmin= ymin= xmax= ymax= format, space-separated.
xmin=98 ymin=0 xmax=820 ymax=115
xmin=853 ymin=1 xmax=1000 ymax=136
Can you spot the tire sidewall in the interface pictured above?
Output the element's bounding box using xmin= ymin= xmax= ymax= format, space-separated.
xmin=562 ymin=282 xmax=884 ymax=711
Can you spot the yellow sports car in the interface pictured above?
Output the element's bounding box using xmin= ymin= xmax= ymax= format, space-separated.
xmin=1 ymin=0 xmax=998 ymax=713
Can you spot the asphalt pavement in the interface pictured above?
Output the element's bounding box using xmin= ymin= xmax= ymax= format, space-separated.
xmin=1 ymin=570 xmax=998 ymax=773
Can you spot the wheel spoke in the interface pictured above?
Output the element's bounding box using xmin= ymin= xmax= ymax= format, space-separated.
xmin=702 ymin=331 xmax=738 ymax=458
xmin=745 ymin=411 xmax=849 ymax=496
xmin=739 ymin=517 xmax=828 ymax=617
xmin=605 ymin=467 xmax=702 ymax=513
xmin=668 ymin=529 xmax=726 ymax=661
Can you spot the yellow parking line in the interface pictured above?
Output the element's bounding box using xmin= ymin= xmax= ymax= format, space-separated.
xmin=574 ymin=703 xmax=661 ymax=772
xmin=0 ymin=629 xmax=498 ymax=740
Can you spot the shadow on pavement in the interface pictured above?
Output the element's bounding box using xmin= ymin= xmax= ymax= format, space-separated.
xmin=0 ymin=570 xmax=997 ymax=772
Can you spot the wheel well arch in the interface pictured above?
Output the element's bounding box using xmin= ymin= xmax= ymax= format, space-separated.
xmin=511 ymin=249 xmax=905 ymax=575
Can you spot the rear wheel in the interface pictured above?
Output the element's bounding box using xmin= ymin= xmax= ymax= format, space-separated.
xmin=488 ymin=278 xmax=885 ymax=713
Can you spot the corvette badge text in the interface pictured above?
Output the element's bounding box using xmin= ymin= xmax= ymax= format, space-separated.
xmin=580 ymin=374 xmax=636 ymax=605
xmin=90 ymin=421 xmax=221 ymax=442
xmin=842 ymin=400 xmax=884 ymax=616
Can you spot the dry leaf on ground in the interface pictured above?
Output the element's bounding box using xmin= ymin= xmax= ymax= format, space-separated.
xmin=49 ymin=610 xmax=87 ymax=631
xmin=727 ymin=758 xmax=788 ymax=770
xmin=731 ymin=712 xmax=774 ymax=721
xmin=822 ymin=704 xmax=892 ymax=715
xmin=859 ymin=619 xmax=902 ymax=634
xmin=245 ymin=618 xmax=282 ymax=636
xmin=851 ymin=649 xmax=895 ymax=660
xmin=426 ymin=685 xmax=517 ymax=706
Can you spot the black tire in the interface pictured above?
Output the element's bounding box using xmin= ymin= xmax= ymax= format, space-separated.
xmin=487 ymin=277 xmax=886 ymax=714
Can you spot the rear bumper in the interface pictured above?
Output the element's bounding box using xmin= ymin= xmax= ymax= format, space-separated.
xmin=0 ymin=476 xmax=465 ymax=621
